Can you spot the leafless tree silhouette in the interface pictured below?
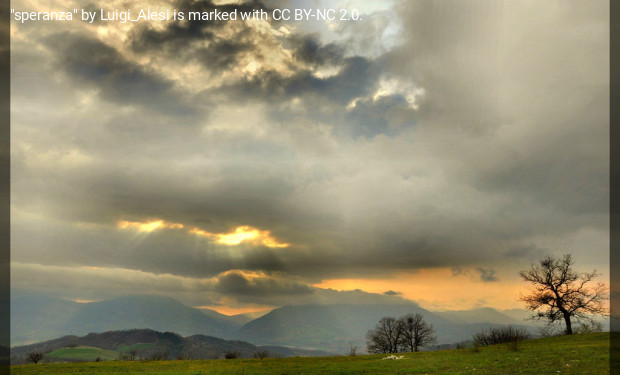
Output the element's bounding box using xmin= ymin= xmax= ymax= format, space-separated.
xmin=519 ymin=254 xmax=608 ymax=334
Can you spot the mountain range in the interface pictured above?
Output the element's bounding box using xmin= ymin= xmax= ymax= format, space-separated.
xmin=12 ymin=292 xmax=543 ymax=353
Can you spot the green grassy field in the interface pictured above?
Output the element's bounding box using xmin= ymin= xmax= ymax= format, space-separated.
xmin=12 ymin=333 xmax=609 ymax=375
xmin=45 ymin=346 xmax=120 ymax=361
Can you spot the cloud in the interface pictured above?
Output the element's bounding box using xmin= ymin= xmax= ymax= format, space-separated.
xmin=11 ymin=262 xmax=412 ymax=308
xmin=215 ymin=271 xmax=313 ymax=300
xmin=216 ymin=55 xmax=379 ymax=105
xmin=44 ymin=33 xmax=195 ymax=117
xmin=10 ymin=0 xmax=609 ymax=310
xmin=451 ymin=267 xmax=465 ymax=277
xmin=476 ymin=268 xmax=499 ymax=283
xmin=129 ymin=0 xmax=270 ymax=52
xmin=290 ymin=34 xmax=345 ymax=67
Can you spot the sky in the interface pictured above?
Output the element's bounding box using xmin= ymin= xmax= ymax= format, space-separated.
xmin=10 ymin=0 xmax=609 ymax=315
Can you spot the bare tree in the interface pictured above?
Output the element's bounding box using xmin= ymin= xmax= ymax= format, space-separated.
xmin=348 ymin=342 xmax=358 ymax=356
xmin=519 ymin=254 xmax=608 ymax=335
xmin=398 ymin=313 xmax=437 ymax=352
xmin=26 ymin=352 xmax=44 ymax=364
xmin=366 ymin=316 xmax=404 ymax=353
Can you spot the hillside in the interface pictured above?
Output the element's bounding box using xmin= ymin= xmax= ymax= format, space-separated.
xmin=11 ymin=333 xmax=610 ymax=374
xmin=10 ymin=329 xmax=333 ymax=364
xmin=435 ymin=307 xmax=524 ymax=325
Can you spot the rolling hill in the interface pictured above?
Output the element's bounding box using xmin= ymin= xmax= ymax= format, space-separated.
xmin=10 ymin=329 xmax=334 ymax=364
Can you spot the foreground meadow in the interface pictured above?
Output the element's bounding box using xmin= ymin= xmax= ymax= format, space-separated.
xmin=12 ymin=333 xmax=609 ymax=375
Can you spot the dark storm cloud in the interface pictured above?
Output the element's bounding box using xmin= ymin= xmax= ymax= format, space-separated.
xmin=218 ymin=56 xmax=378 ymax=105
xmin=290 ymin=34 xmax=345 ymax=66
xmin=476 ymin=268 xmax=499 ymax=282
xmin=194 ymin=40 xmax=255 ymax=73
xmin=130 ymin=0 xmax=269 ymax=52
xmin=215 ymin=271 xmax=313 ymax=296
xmin=45 ymin=33 xmax=194 ymax=117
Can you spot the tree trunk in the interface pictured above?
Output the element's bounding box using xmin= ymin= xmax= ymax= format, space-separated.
xmin=563 ymin=313 xmax=573 ymax=335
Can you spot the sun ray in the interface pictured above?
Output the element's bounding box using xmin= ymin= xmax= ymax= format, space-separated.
xmin=117 ymin=219 xmax=289 ymax=248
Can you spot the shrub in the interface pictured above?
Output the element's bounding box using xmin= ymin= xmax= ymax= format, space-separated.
xmin=225 ymin=351 xmax=238 ymax=359
xmin=574 ymin=321 xmax=603 ymax=334
xmin=473 ymin=326 xmax=530 ymax=346
xmin=147 ymin=351 xmax=169 ymax=361
xmin=537 ymin=323 xmax=562 ymax=338
xmin=26 ymin=352 xmax=44 ymax=364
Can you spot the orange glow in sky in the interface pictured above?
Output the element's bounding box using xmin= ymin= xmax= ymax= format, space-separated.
xmin=196 ymin=295 xmax=274 ymax=316
xmin=314 ymin=268 xmax=527 ymax=311
xmin=196 ymin=304 xmax=273 ymax=316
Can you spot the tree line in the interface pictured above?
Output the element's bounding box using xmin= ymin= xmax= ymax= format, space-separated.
xmin=366 ymin=313 xmax=436 ymax=353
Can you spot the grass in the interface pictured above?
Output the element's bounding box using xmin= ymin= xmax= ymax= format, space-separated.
xmin=116 ymin=343 xmax=154 ymax=353
xmin=45 ymin=346 xmax=120 ymax=361
xmin=12 ymin=333 xmax=609 ymax=374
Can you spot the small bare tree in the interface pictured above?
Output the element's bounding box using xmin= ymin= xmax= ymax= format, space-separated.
xmin=519 ymin=254 xmax=608 ymax=335
xmin=348 ymin=342 xmax=358 ymax=356
xmin=366 ymin=316 xmax=404 ymax=353
xmin=399 ymin=313 xmax=436 ymax=352
xmin=26 ymin=352 xmax=44 ymax=364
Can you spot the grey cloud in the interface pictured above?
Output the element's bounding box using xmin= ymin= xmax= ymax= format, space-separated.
xmin=215 ymin=272 xmax=314 ymax=303
xmin=345 ymin=95 xmax=417 ymax=138
xmin=451 ymin=267 xmax=465 ymax=277
xmin=476 ymin=268 xmax=499 ymax=283
xmin=11 ymin=262 xmax=412 ymax=308
xmin=10 ymin=262 xmax=220 ymax=306
xmin=290 ymin=34 xmax=345 ymax=66
xmin=218 ymin=56 xmax=378 ymax=105
xmin=504 ymin=245 xmax=544 ymax=259
xmin=45 ymin=33 xmax=195 ymax=117
xmin=130 ymin=0 xmax=270 ymax=52
xmin=195 ymin=40 xmax=255 ymax=73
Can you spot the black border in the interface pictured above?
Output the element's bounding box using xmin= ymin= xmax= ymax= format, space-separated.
xmin=611 ymin=0 xmax=619 ymax=373
xmin=0 ymin=0 xmax=8 ymax=372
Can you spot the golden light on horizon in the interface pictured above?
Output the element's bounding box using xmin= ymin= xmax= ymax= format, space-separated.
xmin=195 ymin=304 xmax=273 ymax=316
xmin=196 ymin=295 xmax=274 ymax=316
xmin=313 ymin=268 xmax=527 ymax=311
